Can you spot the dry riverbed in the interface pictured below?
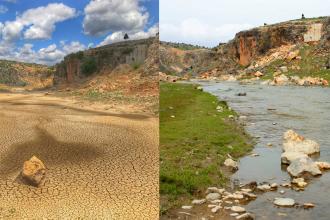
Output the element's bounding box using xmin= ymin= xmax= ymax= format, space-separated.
xmin=0 ymin=92 xmax=158 ymax=219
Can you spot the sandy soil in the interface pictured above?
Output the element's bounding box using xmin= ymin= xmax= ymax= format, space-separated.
xmin=0 ymin=92 xmax=159 ymax=219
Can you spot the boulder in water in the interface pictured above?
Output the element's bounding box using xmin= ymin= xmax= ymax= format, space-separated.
xmin=315 ymin=161 xmax=330 ymax=170
xmin=273 ymin=198 xmax=295 ymax=207
xmin=287 ymin=157 xmax=322 ymax=177
xmin=281 ymin=151 xmax=308 ymax=164
xmin=283 ymin=130 xmax=320 ymax=155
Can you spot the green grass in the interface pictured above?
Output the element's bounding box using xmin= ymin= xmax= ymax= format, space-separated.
xmin=260 ymin=45 xmax=330 ymax=82
xmin=160 ymin=83 xmax=253 ymax=214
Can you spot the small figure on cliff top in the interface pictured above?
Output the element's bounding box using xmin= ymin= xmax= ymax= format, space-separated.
xmin=302 ymin=13 xmax=306 ymax=19
xmin=124 ymin=33 xmax=129 ymax=40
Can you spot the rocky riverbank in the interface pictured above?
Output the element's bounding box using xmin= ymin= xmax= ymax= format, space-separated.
xmin=160 ymin=83 xmax=253 ymax=219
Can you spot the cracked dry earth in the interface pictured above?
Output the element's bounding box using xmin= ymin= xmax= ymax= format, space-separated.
xmin=0 ymin=92 xmax=159 ymax=219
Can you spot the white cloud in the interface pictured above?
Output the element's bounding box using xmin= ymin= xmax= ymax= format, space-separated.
xmin=99 ymin=23 xmax=158 ymax=46
xmin=2 ymin=20 xmax=23 ymax=42
xmin=0 ymin=5 xmax=8 ymax=13
xmin=83 ymin=0 xmax=149 ymax=36
xmin=37 ymin=44 xmax=66 ymax=64
xmin=0 ymin=3 xmax=76 ymax=42
xmin=62 ymin=41 xmax=86 ymax=54
xmin=160 ymin=18 xmax=252 ymax=47
xmin=0 ymin=41 xmax=87 ymax=65
xmin=160 ymin=0 xmax=330 ymax=47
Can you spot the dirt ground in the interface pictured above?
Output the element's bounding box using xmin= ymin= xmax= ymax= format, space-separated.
xmin=0 ymin=92 xmax=159 ymax=219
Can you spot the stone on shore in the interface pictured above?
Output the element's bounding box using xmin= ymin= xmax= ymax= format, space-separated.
xmin=192 ymin=199 xmax=206 ymax=205
xmin=274 ymin=198 xmax=295 ymax=207
xmin=211 ymin=206 xmax=221 ymax=213
xmin=236 ymin=213 xmax=254 ymax=220
xmin=21 ymin=156 xmax=46 ymax=187
xmin=181 ymin=206 xmax=192 ymax=210
xmin=206 ymin=193 xmax=221 ymax=201
xmin=231 ymin=206 xmax=246 ymax=213
xmin=287 ymin=157 xmax=322 ymax=177
xmin=224 ymin=158 xmax=238 ymax=170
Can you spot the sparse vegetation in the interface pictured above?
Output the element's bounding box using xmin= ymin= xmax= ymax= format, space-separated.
xmin=81 ymin=57 xmax=97 ymax=76
xmin=131 ymin=62 xmax=142 ymax=70
xmin=161 ymin=41 xmax=209 ymax=50
xmin=160 ymin=83 xmax=253 ymax=213
xmin=261 ymin=44 xmax=330 ymax=81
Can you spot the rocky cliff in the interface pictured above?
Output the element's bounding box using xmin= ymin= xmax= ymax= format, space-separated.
xmin=160 ymin=42 xmax=217 ymax=77
xmin=161 ymin=16 xmax=330 ymax=83
xmin=55 ymin=36 xmax=158 ymax=84
xmin=0 ymin=60 xmax=54 ymax=89
xmin=223 ymin=17 xmax=329 ymax=67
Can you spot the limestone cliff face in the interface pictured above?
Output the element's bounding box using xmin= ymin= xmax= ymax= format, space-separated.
xmin=55 ymin=37 xmax=158 ymax=83
xmin=160 ymin=17 xmax=330 ymax=79
xmin=223 ymin=17 xmax=329 ymax=67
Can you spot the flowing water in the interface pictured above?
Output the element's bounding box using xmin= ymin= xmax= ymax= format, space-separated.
xmin=200 ymin=81 xmax=330 ymax=220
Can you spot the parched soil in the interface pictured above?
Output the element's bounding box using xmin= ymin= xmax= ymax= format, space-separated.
xmin=0 ymin=92 xmax=159 ymax=219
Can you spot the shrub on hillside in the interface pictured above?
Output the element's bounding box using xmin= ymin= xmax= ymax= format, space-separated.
xmin=81 ymin=57 xmax=97 ymax=76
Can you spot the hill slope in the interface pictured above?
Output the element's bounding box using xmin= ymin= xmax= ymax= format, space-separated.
xmin=0 ymin=60 xmax=53 ymax=90
xmin=161 ymin=17 xmax=330 ymax=83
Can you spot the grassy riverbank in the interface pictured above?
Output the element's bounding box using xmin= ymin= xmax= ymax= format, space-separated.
xmin=160 ymin=82 xmax=253 ymax=214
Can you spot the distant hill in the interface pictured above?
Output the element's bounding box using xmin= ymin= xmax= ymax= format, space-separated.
xmin=160 ymin=16 xmax=330 ymax=80
xmin=0 ymin=60 xmax=53 ymax=89
xmin=161 ymin=41 xmax=209 ymax=50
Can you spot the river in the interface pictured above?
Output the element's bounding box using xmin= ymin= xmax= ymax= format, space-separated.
xmin=200 ymin=81 xmax=330 ymax=220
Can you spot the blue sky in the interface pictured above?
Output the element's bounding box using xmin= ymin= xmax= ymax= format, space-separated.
xmin=160 ymin=0 xmax=330 ymax=47
xmin=0 ymin=0 xmax=159 ymax=65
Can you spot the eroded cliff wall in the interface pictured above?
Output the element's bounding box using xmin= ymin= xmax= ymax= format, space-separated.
xmin=55 ymin=37 xmax=158 ymax=84
xmin=223 ymin=17 xmax=329 ymax=67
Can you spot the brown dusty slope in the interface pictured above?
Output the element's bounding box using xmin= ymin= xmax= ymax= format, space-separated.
xmin=0 ymin=92 xmax=158 ymax=219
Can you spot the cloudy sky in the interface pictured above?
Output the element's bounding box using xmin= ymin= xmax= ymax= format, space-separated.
xmin=0 ymin=0 xmax=159 ymax=65
xmin=160 ymin=0 xmax=330 ymax=47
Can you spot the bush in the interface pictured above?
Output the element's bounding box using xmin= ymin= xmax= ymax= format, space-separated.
xmin=131 ymin=62 xmax=141 ymax=70
xmin=76 ymin=51 xmax=84 ymax=60
xmin=81 ymin=57 xmax=97 ymax=76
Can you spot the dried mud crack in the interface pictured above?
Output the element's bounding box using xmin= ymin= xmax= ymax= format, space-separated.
xmin=0 ymin=92 xmax=159 ymax=219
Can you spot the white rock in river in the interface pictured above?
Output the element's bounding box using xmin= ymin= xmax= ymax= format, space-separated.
xmin=315 ymin=161 xmax=330 ymax=170
xmin=287 ymin=157 xmax=322 ymax=177
xmin=283 ymin=130 xmax=304 ymax=141
xmin=273 ymin=198 xmax=295 ymax=207
xmin=257 ymin=184 xmax=271 ymax=191
xmin=224 ymin=158 xmax=238 ymax=170
xmin=281 ymin=151 xmax=308 ymax=164
xmin=230 ymin=206 xmax=246 ymax=213
xmin=283 ymin=130 xmax=320 ymax=155
xmin=292 ymin=178 xmax=307 ymax=187
xmin=206 ymin=193 xmax=221 ymax=201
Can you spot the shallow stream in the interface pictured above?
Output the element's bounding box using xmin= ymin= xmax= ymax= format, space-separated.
xmin=200 ymin=81 xmax=330 ymax=220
